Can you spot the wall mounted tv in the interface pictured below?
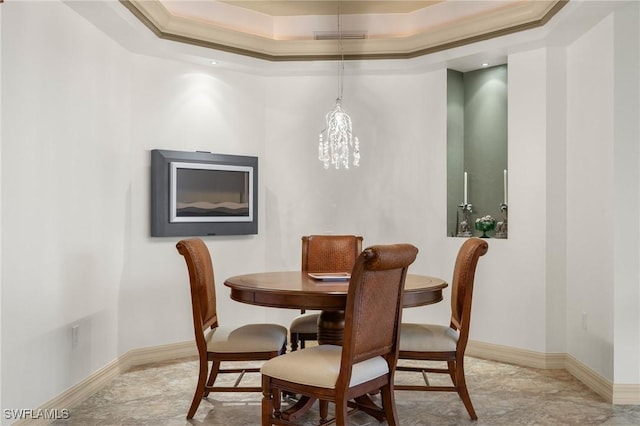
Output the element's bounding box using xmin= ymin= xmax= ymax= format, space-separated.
xmin=151 ymin=149 xmax=258 ymax=237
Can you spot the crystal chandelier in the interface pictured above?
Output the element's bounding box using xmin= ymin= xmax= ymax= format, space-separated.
xmin=318 ymin=7 xmax=360 ymax=170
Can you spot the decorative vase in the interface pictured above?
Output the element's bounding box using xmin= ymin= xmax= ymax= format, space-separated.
xmin=474 ymin=215 xmax=496 ymax=238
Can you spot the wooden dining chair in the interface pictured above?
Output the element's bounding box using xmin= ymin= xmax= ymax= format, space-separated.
xmin=395 ymin=237 xmax=488 ymax=420
xmin=261 ymin=243 xmax=418 ymax=425
xmin=176 ymin=238 xmax=288 ymax=419
xmin=289 ymin=235 xmax=363 ymax=351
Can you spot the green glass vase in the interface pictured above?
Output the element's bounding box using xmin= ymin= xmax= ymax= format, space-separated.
xmin=474 ymin=220 xmax=495 ymax=238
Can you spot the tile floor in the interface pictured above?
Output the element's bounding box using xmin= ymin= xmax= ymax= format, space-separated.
xmin=52 ymin=357 xmax=640 ymax=425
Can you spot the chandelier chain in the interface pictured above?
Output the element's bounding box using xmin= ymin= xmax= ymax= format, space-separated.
xmin=338 ymin=2 xmax=344 ymax=102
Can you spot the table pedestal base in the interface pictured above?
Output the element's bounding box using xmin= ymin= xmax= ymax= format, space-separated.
xmin=317 ymin=310 xmax=345 ymax=345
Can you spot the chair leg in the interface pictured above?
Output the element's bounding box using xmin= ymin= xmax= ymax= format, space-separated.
xmin=203 ymin=360 xmax=220 ymax=397
xmin=380 ymin=384 xmax=398 ymax=426
xmin=187 ymin=358 xmax=209 ymax=419
xmin=447 ymin=359 xmax=456 ymax=384
xmin=290 ymin=333 xmax=300 ymax=351
xmin=261 ymin=376 xmax=274 ymax=426
xmin=335 ymin=400 xmax=349 ymax=426
xmin=453 ymin=358 xmax=477 ymax=420
xmin=319 ymin=400 xmax=329 ymax=423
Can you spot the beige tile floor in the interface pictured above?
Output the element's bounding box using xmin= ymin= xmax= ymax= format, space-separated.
xmin=52 ymin=356 xmax=640 ymax=425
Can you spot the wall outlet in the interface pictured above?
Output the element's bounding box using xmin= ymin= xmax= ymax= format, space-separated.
xmin=71 ymin=325 xmax=79 ymax=349
xmin=581 ymin=312 xmax=587 ymax=331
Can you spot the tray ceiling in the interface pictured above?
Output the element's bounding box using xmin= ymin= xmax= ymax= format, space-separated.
xmin=121 ymin=0 xmax=568 ymax=61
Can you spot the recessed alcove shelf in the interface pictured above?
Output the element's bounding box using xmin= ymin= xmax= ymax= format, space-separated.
xmin=447 ymin=65 xmax=508 ymax=239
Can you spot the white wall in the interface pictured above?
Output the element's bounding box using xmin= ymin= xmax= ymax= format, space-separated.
xmin=611 ymin=4 xmax=640 ymax=385
xmin=0 ymin=3 xmax=3 ymax=412
xmin=498 ymin=48 xmax=549 ymax=353
xmin=545 ymin=46 xmax=569 ymax=355
xmin=1 ymin=1 xmax=272 ymax=414
xmin=262 ymin=69 xmax=456 ymax=326
xmin=260 ymin=63 xmax=552 ymax=347
xmin=117 ymin=56 xmax=270 ymax=353
xmin=566 ymin=13 xmax=616 ymax=380
xmin=1 ymin=0 xmax=639 ymax=416
xmin=565 ymin=2 xmax=640 ymax=385
xmin=1 ymin=0 xmax=131 ymax=412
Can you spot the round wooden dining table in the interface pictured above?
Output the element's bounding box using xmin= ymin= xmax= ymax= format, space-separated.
xmin=224 ymin=271 xmax=448 ymax=345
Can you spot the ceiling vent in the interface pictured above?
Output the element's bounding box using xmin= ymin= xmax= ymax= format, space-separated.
xmin=314 ymin=31 xmax=368 ymax=40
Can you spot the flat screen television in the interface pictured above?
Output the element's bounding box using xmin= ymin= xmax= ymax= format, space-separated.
xmin=151 ymin=149 xmax=258 ymax=237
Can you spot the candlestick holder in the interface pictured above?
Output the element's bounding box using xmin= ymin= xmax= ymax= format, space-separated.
xmin=495 ymin=203 xmax=508 ymax=239
xmin=456 ymin=203 xmax=473 ymax=237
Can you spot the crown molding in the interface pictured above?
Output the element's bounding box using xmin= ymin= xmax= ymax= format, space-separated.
xmin=120 ymin=0 xmax=568 ymax=61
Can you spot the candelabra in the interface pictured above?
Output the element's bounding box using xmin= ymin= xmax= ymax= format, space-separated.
xmin=495 ymin=203 xmax=508 ymax=239
xmin=456 ymin=203 xmax=473 ymax=238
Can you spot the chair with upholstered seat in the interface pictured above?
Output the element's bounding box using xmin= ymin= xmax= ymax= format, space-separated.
xmin=176 ymin=238 xmax=288 ymax=419
xmin=289 ymin=235 xmax=363 ymax=351
xmin=395 ymin=237 xmax=488 ymax=420
xmin=262 ymin=243 xmax=418 ymax=425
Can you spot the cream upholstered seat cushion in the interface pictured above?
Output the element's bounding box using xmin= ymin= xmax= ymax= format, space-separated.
xmin=260 ymin=345 xmax=389 ymax=389
xmin=205 ymin=324 xmax=287 ymax=353
xmin=290 ymin=312 xmax=319 ymax=334
xmin=399 ymin=323 xmax=459 ymax=352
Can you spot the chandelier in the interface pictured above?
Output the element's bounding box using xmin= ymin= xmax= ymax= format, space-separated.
xmin=318 ymin=6 xmax=360 ymax=170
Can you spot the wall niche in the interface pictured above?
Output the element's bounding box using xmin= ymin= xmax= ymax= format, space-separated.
xmin=447 ymin=65 xmax=508 ymax=238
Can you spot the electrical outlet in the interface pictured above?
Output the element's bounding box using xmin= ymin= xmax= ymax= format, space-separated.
xmin=71 ymin=325 xmax=79 ymax=349
xmin=581 ymin=312 xmax=587 ymax=331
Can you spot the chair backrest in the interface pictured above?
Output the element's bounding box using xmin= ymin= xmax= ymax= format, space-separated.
xmin=449 ymin=238 xmax=489 ymax=349
xmin=301 ymin=235 xmax=363 ymax=273
xmin=176 ymin=238 xmax=219 ymax=343
xmin=337 ymin=243 xmax=418 ymax=389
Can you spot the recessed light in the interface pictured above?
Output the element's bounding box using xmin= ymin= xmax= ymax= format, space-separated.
xmin=481 ymin=62 xmax=490 ymax=67
xmin=210 ymin=60 xmax=218 ymax=65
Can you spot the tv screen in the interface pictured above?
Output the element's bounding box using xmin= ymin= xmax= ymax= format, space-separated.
xmin=170 ymin=162 xmax=253 ymax=223
xmin=151 ymin=150 xmax=258 ymax=237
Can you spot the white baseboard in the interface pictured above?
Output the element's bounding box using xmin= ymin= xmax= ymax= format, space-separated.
xmin=11 ymin=356 xmax=124 ymax=426
xmin=119 ymin=340 xmax=197 ymax=371
xmin=467 ymin=340 xmax=639 ymax=404
xmin=612 ymin=384 xmax=640 ymax=404
xmin=12 ymin=341 xmax=197 ymax=426
xmin=564 ymin=353 xmax=614 ymax=403
xmin=467 ymin=340 xmax=565 ymax=369
xmin=15 ymin=339 xmax=638 ymax=425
